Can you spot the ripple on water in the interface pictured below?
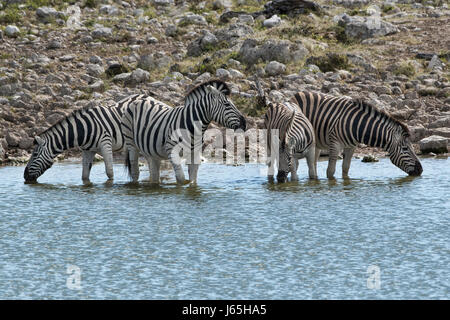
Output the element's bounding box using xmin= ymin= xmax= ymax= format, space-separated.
xmin=0 ymin=158 xmax=448 ymax=299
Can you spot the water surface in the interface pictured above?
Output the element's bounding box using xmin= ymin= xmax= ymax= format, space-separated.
xmin=0 ymin=157 xmax=448 ymax=299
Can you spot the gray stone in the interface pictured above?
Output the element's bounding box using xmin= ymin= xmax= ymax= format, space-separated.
xmin=178 ymin=13 xmax=207 ymax=26
xmin=4 ymin=25 xmax=20 ymax=37
xmin=216 ymin=68 xmax=230 ymax=79
xmin=165 ymin=24 xmax=177 ymax=37
xmin=428 ymin=55 xmax=443 ymax=71
xmin=19 ymin=137 xmax=34 ymax=150
xmin=337 ymin=14 xmax=399 ymax=40
xmin=215 ymin=23 xmax=254 ymax=45
xmin=263 ymin=14 xmax=282 ymax=28
xmin=89 ymin=80 xmax=105 ymax=93
xmin=333 ymin=0 xmax=369 ymax=7
xmin=212 ymin=0 xmax=233 ymax=9
xmin=238 ymin=14 xmax=254 ymax=24
xmin=99 ymin=5 xmax=119 ymax=16
xmin=87 ymin=64 xmax=104 ymax=77
xmin=129 ymin=68 xmax=150 ymax=84
xmin=409 ymin=125 xmax=427 ymax=142
xmin=6 ymin=131 xmax=20 ymax=147
xmin=47 ymin=39 xmax=62 ymax=49
xmin=265 ymin=61 xmax=286 ymax=76
xmin=112 ymin=72 xmax=132 ymax=83
xmin=431 ymin=128 xmax=450 ymax=138
xmin=239 ymin=39 xmax=308 ymax=64
xmin=36 ymin=6 xmax=66 ymax=23
xmin=429 ymin=116 xmax=450 ymax=129
xmin=91 ymin=27 xmax=113 ymax=39
xmin=419 ymin=135 xmax=448 ymax=154
xmin=89 ymin=55 xmax=103 ymax=65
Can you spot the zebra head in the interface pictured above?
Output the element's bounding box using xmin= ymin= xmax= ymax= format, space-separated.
xmin=24 ymin=136 xmax=54 ymax=182
xmin=387 ymin=125 xmax=423 ymax=176
xmin=203 ymin=81 xmax=246 ymax=131
xmin=272 ymin=106 xmax=297 ymax=183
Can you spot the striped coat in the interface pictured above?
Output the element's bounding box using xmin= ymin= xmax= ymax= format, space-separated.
xmin=265 ymin=101 xmax=317 ymax=182
xmin=293 ymin=91 xmax=422 ymax=178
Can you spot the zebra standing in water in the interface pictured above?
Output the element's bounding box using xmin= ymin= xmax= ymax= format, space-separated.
xmin=121 ymin=80 xmax=246 ymax=184
xmin=264 ymin=101 xmax=317 ymax=182
xmin=293 ymin=91 xmax=423 ymax=178
xmin=24 ymin=94 xmax=152 ymax=183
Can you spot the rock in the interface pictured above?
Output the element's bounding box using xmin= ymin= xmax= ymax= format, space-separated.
xmin=6 ymin=131 xmax=20 ymax=147
xmin=431 ymin=128 xmax=450 ymax=139
xmin=428 ymin=116 xmax=450 ymax=129
xmin=138 ymin=53 xmax=171 ymax=71
xmin=106 ymin=62 xmax=128 ymax=77
xmin=337 ymin=14 xmax=399 ymax=40
xmin=0 ymin=144 xmax=5 ymax=160
xmin=333 ymin=0 xmax=369 ymax=8
xmin=362 ymin=155 xmax=379 ymax=162
xmin=129 ymin=68 xmax=150 ymax=84
xmin=239 ymin=39 xmax=308 ymax=65
xmin=4 ymin=25 xmax=20 ymax=37
xmin=262 ymin=0 xmax=322 ymax=16
xmin=165 ymin=25 xmax=177 ymax=37
xmin=263 ymin=15 xmax=282 ymax=28
xmin=229 ymin=68 xmax=245 ymax=79
xmin=146 ymin=36 xmax=158 ymax=44
xmin=187 ymin=32 xmax=219 ymax=57
xmin=89 ymin=55 xmax=103 ymax=65
xmin=87 ymin=64 xmax=104 ymax=77
xmin=178 ymin=13 xmax=207 ymax=26
xmin=19 ymin=137 xmax=34 ymax=150
xmin=419 ymin=135 xmax=448 ymax=154
xmin=265 ymin=61 xmax=286 ymax=76
xmin=112 ymin=72 xmax=131 ymax=83
xmin=99 ymin=5 xmax=119 ymax=16
xmin=409 ymin=125 xmax=427 ymax=142
xmin=216 ymin=68 xmax=230 ymax=79
xmin=36 ymin=6 xmax=66 ymax=23
xmin=238 ymin=14 xmax=254 ymax=24
xmin=212 ymin=0 xmax=232 ymax=9
xmin=201 ymin=32 xmax=219 ymax=50
xmin=215 ymin=23 xmax=254 ymax=46
xmin=428 ymin=55 xmax=443 ymax=71
xmin=91 ymin=27 xmax=113 ymax=39
xmin=89 ymin=80 xmax=105 ymax=93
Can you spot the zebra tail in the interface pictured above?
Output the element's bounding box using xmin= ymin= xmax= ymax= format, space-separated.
xmin=124 ymin=149 xmax=132 ymax=178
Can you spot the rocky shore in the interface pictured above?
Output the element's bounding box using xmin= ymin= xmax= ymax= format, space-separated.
xmin=1 ymin=0 xmax=449 ymax=165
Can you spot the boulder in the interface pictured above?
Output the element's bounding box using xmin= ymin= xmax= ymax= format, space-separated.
xmin=6 ymin=131 xmax=20 ymax=147
xmin=265 ymin=61 xmax=286 ymax=76
xmin=129 ymin=68 xmax=150 ymax=84
xmin=428 ymin=55 xmax=443 ymax=71
xmin=36 ymin=7 xmax=66 ymax=23
xmin=86 ymin=64 xmax=104 ymax=77
xmin=337 ymin=14 xmax=399 ymax=40
xmin=263 ymin=15 xmax=282 ymax=28
xmin=4 ymin=25 xmax=20 ymax=37
xmin=239 ymin=39 xmax=308 ymax=65
xmin=431 ymin=128 xmax=450 ymax=139
xmin=214 ymin=23 xmax=254 ymax=46
xmin=91 ymin=27 xmax=113 ymax=39
xmin=419 ymin=135 xmax=448 ymax=154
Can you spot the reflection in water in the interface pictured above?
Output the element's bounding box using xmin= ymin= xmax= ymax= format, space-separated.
xmin=0 ymin=158 xmax=448 ymax=299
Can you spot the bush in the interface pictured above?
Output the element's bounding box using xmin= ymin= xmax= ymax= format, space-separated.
xmin=393 ymin=61 xmax=416 ymax=77
xmin=0 ymin=8 xmax=21 ymax=24
xmin=305 ymin=53 xmax=351 ymax=72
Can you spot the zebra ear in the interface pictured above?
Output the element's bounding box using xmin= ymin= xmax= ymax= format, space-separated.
xmin=35 ymin=136 xmax=44 ymax=145
xmin=206 ymin=85 xmax=221 ymax=96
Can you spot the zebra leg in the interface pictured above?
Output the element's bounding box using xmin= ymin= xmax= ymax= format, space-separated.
xmin=188 ymin=164 xmax=200 ymax=184
xmin=127 ymin=147 xmax=140 ymax=182
xmin=100 ymin=140 xmax=114 ymax=181
xmin=149 ymin=158 xmax=161 ymax=183
xmin=342 ymin=147 xmax=355 ymax=179
xmin=81 ymin=150 xmax=96 ymax=183
xmin=327 ymin=143 xmax=339 ymax=179
xmin=306 ymin=145 xmax=318 ymax=179
xmin=290 ymin=158 xmax=299 ymax=181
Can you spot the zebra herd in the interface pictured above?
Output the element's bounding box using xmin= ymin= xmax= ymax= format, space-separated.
xmin=23 ymin=79 xmax=423 ymax=184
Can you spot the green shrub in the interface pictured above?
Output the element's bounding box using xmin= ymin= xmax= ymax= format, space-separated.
xmin=305 ymin=53 xmax=351 ymax=72
xmin=393 ymin=61 xmax=416 ymax=77
xmin=0 ymin=8 xmax=21 ymax=24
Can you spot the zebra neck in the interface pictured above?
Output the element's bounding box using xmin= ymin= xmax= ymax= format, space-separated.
xmin=184 ymin=97 xmax=212 ymax=128
xmin=358 ymin=114 xmax=392 ymax=149
xmin=46 ymin=116 xmax=81 ymax=153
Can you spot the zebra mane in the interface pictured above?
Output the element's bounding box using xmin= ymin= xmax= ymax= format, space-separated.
xmin=186 ymin=79 xmax=231 ymax=98
xmin=354 ymin=98 xmax=410 ymax=137
xmin=36 ymin=105 xmax=99 ymax=138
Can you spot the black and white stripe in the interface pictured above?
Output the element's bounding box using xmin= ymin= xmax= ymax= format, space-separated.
xmin=121 ymin=80 xmax=247 ymax=184
xmin=264 ymin=100 xmax=317 ymax=182
xmin=24 ymin=94 xmax=148 ymax=182
xmin=293 ymin=91 xmax=423 ymax=178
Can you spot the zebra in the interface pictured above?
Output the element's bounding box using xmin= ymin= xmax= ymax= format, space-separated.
xmin=121 ymin=80 xmax=247 ymax=184
xmin=293 ymin=91 xmax=423 ymax=178
xmin=24 ymin=94 xmax=152 ymax=183
xmin=264 ymin=100 xmax=317 ymax=182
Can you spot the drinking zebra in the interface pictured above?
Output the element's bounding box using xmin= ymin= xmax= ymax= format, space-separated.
xmin=121 ymin=80 xmax=247 ymax=184
xmin=264 ymin=101 xmax=317 ymax=182
xmin=24 ymin=94 xmax=152 ymax=183
xmin=293 ymin=91 xmax=423 ymax=178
